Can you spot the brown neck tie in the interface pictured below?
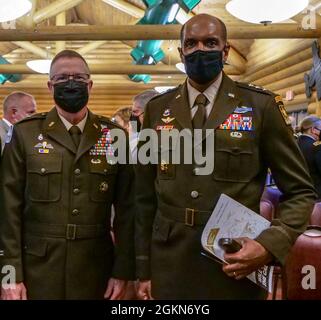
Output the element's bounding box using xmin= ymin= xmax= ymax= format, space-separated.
xmin=192 ymin=93 xmax=209 ymax=129
xmin=69 ymin=125 xmax=81 ymax=148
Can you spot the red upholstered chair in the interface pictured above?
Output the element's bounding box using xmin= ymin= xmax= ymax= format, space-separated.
xmin=260 ymin=187 xmax=283 ymax=299
xmin=310 ymin=202 xmax=321 ymax=227
xmin=261 ymin=187 xmax=282 ymax=218
xmin=285 ymin=226 xmax=321 ymax=300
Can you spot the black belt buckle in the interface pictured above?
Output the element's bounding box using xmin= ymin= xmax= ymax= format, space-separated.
xmin=185 ymin=208 xmax=195 ymax=227
xmin=66 ymin=224 xmax=77 ymax=240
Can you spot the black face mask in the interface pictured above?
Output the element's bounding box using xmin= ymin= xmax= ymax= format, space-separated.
xmin=183 ymin=50 xmax=224 ymax=85
xmin=130 ymin=114 xmax=142 ymax=133
xmin=54 ymin=80 xmax=89 ymax=113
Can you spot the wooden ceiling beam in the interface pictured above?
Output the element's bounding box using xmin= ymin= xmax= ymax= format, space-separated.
xmin=253 ymin=58 xmax=312 ymax=87
xmin=0 ymin=63 xmax=239 ymax=75
xmin=103 ymin=0 xmax=246 ymax=72
xmin=0 ymin=25 xmax=320 ymax=42
xmin=11 ymin=41 xmax=53 ymax=59
xmin=102 ymin=0 xmax=193 ymax=24
xmin=265 ymin=71 xmax=307 ymax=92
xmin=243 ymin=38 xmax=321 ymax=81
xmin=33 ymin=0 xmax=85 ymax=24
xmin=76 ymin=41 xmax=108 ymax=55
xmin=56 ymin=11 xmax=66 ymax=54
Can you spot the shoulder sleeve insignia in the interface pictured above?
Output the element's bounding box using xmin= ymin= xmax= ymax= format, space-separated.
xmin=275 ymin=95 xmax=283 ymax=104
xmin=277 ymin=103 xmax=292 ymax=126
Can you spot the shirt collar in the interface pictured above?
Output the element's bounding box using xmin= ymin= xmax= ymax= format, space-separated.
xmin=2 ymin=118 xmax=13 ymax=128
xmin=187 ymin=72 xmax=223 ymax=108
xmin=301 ymin=133 xmax=317 ymax=141
xmin=58 ymin=112 xmax=88 ymax=133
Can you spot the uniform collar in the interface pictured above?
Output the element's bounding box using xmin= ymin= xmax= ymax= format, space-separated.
xmin=301 ymin=134 xmax=317 ymax=141
xmin=58 ymin=111 xmax=88 ymax=133
xmin=187 ymin=72 xmax=223 ymax=108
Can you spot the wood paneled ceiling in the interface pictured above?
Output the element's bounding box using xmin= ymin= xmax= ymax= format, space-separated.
xmin=0 ymin=0 xmax=321 ymax=116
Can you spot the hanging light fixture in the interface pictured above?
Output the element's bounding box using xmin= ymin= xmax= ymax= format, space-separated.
xmin=0 ymin=0 xmax=32 ymax=23
xmin=175 ymin=62 xmax=186 ymax=73
xmin=26 ymin=59 xmax=52 ymax=74
xmin=226 ymin=0 xmax=309 ymax=25
xmin=154 ymin=86 xmax=176 ymax=93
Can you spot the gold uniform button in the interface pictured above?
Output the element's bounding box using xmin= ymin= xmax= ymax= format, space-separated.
xmin=73 ymin=188 xmax=80 ymax=195
xmin=72 ymin=209 xmax=79 ymax=216
xmin=191 ymin=191 xmax=199 ymax=199
xmin=41 ymin=168 xmax=46 ymax=174
xmin=74 ymin=168 xmax=81 ymax=175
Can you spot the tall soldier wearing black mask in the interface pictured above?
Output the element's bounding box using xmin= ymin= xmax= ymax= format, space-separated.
xmin=0 ymin=50 xmax=135 ymax=300
xmin=135 ymin=14 xmax=316 ymax=299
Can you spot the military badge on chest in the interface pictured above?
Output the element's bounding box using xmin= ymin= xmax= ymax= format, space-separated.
xmin=34 ymin=134 xmax=54 ymax=154
xmin=90 ymin=127 xmax=114 ymax=156
xmin=156 ymin=108 xmax=175 ymax=131
xmin=219 ymin=106 xmax=254 ymax=133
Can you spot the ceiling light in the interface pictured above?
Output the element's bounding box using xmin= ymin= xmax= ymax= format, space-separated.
xmin=155 ymin=86 xmax=176 ymax=93
xmin=226 ymin=0 xmax=309 ymax=24
xmin=176 ymin=62 xmax=186 ymax=73
xmin=168 ymin=3 xmax=180 ymax=23
xmin=26 ymin=59 xmax=52 ymax=74
xmin=0 ymin=0 xmax=32 ymax=23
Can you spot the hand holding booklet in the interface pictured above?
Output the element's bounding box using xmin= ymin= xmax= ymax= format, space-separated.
xmin=201 ymin=194 xmax=274 ymax=293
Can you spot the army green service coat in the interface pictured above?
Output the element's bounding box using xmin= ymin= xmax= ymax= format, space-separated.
xmin=135 ymin=73 xmax=316 ymax=299
xmin=0 ymin=108 xmax=135 ymax=299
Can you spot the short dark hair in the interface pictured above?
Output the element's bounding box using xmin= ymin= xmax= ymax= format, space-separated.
xmin=180 ymin=16 xmax=227 ymax=44
xmin=49 ymin=50 xmax=90 ymax=77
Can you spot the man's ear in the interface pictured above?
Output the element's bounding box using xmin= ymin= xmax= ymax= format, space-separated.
xmin=223 ymin=43 xmax=230 ymax=63
xmin=87 ymin=80 xmax=93 ymax=92
xmin=178 ymin=47 xmax=184 ymax=63
xmin=47 ymin=81 xmax=53 ymax=91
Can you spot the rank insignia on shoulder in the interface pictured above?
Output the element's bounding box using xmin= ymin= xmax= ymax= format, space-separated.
xmin=234 ymin=106 xmax=253 ymax=114
xmin=248 ymin=83 xmax=267 ymax=91
xmin=314 ymin=141 xmax=321 ymax=147
xmin=275 ymin=95 xmax=283 ymax=104
xmin=278 ymin=104 xmax=292 ymax=126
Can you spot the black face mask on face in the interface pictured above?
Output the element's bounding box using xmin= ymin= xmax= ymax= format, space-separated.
xmin=130 ymin=114 xmax=142 ymax=133
xmin=183 ymin=50 xmax=224 ymax=85
xmin=54 ymin=80 xmax=89 ymax=113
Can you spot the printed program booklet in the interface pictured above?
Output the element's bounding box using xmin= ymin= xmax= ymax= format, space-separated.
xmin=201 ymin=194 xmax=274 ymax=293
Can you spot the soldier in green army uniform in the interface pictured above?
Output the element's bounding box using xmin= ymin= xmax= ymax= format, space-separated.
xmin=135 ymin=14 xmax=316 ymax=299
xmin=0 ymin=50 xmax=135 ymax=300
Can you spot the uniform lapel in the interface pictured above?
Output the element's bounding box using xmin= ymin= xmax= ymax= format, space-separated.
xmin=167 ymin=81 xmax=193 ymax=132
xmin=205 ymin=73 xmax=241 ymax=131
xmin=74 ymin=111 xmax=101 ymax=163
xmin=201 ymin=73 xmax=241 ymax=142
xmin=43 ymin=108 xmax=77 ymax=154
